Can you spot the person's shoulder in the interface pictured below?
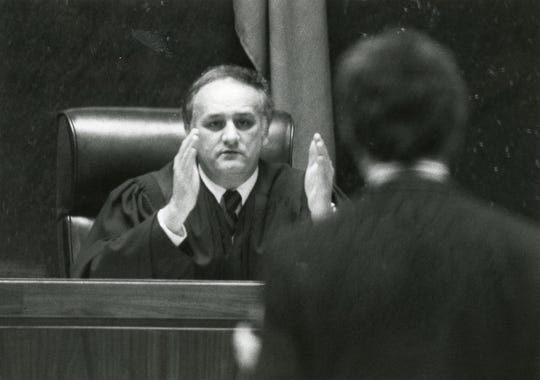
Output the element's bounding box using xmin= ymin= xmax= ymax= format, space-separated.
xmin=484 ymin=203 xmax=540 ymax=244
xmin=446 ymin=186 xmax=540 ymax=248
xmin=259 ymin=160 xmax=304 ymax=182
xmin=108 ymin=162 xmax=172 ymax=207
xmin=256 ymin=160 xmax=305 ymax=199
xmin=145 ymin=162 xmax=173 ymax=200
xmin=458 ymin=194 xmax=540 ymax=298
xmin=451 ymin=187 xmax=532 ymax=226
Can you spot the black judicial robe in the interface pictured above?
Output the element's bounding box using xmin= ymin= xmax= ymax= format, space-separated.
xmin=71 ymin=160 xmax=309 ymax=279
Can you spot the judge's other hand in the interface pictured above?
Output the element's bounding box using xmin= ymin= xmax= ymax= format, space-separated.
xmin=161 ymin=128 xmax=200 ymax=234
xmin=304 ymin=133 xmax=334 ymax=221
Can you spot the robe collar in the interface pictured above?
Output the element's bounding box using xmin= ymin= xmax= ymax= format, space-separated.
xmin=198 ymin=165 xmax=259 ymax=206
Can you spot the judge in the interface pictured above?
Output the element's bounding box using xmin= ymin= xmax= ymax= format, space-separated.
xmin=71 ymin=65 xmax=334 ymax=279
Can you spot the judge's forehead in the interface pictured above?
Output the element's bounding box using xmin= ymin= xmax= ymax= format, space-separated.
xmin=192 ymin=78 xmax=265 ymax=116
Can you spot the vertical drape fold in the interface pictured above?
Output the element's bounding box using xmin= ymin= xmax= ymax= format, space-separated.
xmin=234 ymin=0 xmax=335 ymax=168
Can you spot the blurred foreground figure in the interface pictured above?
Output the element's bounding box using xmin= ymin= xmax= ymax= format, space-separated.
xmin=252 ymin=29 xmax=540 ymax=379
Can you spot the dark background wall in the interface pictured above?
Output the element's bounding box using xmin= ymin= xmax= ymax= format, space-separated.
xmin=328 ymin=0 xmax=540 ymax=214
xmin=0 ymin=0 xmax=252 ymax=276
xmin=1 ymin=0 xmax=539 ymax=277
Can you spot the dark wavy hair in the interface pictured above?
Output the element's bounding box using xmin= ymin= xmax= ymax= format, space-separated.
xmin=182 ymin=65 xmax=274 ymax=129
xmin=335 ymin=29 xmax=468 ymax=163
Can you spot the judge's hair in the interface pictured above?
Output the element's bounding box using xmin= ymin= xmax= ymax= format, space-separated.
xmin=335 ymin=28 xmax=468 ymax=163
xmin=182 ymin=65 xmax=274 ymax=129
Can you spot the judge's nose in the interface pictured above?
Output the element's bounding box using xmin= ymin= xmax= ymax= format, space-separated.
xmin=222 ymin=121 xmax=240 ymax=146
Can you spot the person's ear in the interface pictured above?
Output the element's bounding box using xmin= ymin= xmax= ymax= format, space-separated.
xmin=261 ymin=119 xmax=270 ymax=146
xmin=181 ymin=120 xmax=189 ymax=139
xmin=357 ymin=151 xmax=374 ymax=176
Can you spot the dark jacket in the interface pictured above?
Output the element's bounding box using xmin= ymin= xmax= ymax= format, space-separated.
xmin=256 ymin=174 xmax=540 ymax=379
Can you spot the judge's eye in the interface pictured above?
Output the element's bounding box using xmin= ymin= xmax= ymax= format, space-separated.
xmin=204 ymin=120 xmax=225 ymax=130
xmin=234 ymin=117 xmax=255 ymax=130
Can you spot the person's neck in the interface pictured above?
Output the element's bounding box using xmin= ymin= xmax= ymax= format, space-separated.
xmin=199 ymin=165 xmax=257 ymax=190
xmin=206 ymin=173 xmax=251 ymax=190
xmin=198 ymin=165 xmax=259 ymax=206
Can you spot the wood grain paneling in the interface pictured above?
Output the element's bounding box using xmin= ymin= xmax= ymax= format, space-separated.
xmin=0 ymin=280 xmax=262 ymax=380
xmin=0 ymin=329 xmax=238 ymax=380
xmin=0 ymin=279 xmax=262 ymax=326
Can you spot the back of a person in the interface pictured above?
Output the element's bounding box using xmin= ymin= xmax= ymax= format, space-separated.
xmin=253 ymin=29 xmax=540 ymax=380
xmin=294 ymin=177 xmax=540 ymax=379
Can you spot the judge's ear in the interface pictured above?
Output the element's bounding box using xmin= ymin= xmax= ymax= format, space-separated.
xmin=183 ymin=124 xmax=190 ymax=135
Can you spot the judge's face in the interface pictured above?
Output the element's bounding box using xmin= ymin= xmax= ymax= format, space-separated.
xmin=190 ymin=78 xmax=269 ymax=188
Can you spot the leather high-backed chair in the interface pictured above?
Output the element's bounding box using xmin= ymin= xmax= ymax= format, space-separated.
xmin=56 ymin=107 xmax=294 ymax=277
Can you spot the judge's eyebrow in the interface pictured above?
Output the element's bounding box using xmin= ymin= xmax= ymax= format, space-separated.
xmin=201 ymin=113 xmax=225 ymax=120
xmin=234 ymin=112 xmax=257 ymax=118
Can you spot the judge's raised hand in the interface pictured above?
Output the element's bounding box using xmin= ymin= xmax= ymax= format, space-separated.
xmin=304 ymin=133 xmax=335 ymax=221
xmin=160 ymin=128 xmax=200 ymax=234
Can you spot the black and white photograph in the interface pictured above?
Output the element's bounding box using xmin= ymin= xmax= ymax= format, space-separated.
xmin=0 ymin=0 xmax=539 ymax=378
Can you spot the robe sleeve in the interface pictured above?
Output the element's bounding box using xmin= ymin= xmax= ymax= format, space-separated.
xmin=70 ymin=176 xmax=195 ymax=279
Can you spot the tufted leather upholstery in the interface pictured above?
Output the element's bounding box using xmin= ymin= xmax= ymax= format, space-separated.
xmin=56 ymin=107 xmax=294 ymax=277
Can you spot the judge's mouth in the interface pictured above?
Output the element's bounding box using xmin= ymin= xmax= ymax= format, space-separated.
xmin=220 ymin=150 xmax=243 ymax=157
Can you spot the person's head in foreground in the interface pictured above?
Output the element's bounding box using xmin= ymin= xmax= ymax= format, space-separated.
xmin=335 ymin=28 xmax=468 ymax=171
xmin=181 ymin=65 xmax=273 ymax=189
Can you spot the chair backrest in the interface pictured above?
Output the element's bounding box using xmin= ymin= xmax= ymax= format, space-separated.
xmin=56 ymin=107 xmax=294 ymax=277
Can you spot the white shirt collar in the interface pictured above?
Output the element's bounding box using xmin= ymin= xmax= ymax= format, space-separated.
xmin=365 ymin=159 xmax=449 ymax=187
xmin=198 ymin=165 xmax=259 ymax=206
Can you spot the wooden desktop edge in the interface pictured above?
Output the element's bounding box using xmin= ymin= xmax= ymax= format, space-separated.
xmin=0 ymin=279 xmax=263 ymax=328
